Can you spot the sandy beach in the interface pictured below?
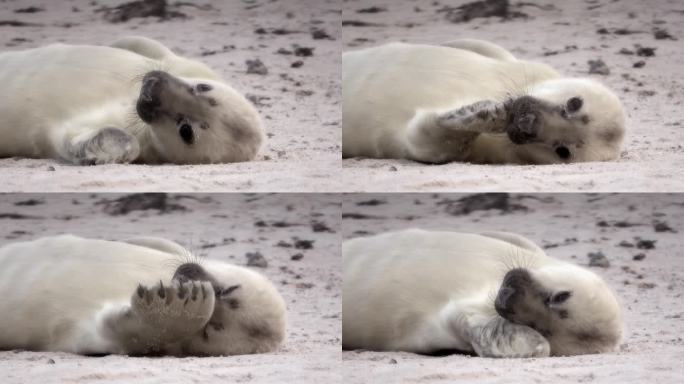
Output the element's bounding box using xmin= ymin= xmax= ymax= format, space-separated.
xmin=0 ymin=0 xmax=341 ymax=192
xmin=0 ymin=193 xmax=341 ymax=383
xmin=341 ymin=0 xmax=684 ymax=192
xmin=341 ymin=193 xmax=684 ymax=383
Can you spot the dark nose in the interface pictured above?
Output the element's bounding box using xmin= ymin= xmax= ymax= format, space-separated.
xmin=137 ymin=71 xmax=169 ymax=123
xmin=495 ymin=286 xmax=516 ymax=317
xmin=140 ymin=71 xmax=168 ymax=101
xmin=507 ymin=112 xmax=539 ymax=145
xmin=517 ymin=113 xmax=536 ymax=131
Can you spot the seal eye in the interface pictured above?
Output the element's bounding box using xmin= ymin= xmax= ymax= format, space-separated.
xmin=179 ymin=123 xmax=194 ymax=145
xmin=551 ymin=291 xmax=572 ymax=304
xmin=566 ymin=97 xmax=583 ymax=112
xmin=555 ymin=146 xmax=571 ymax=159
xmin=196 ymin=83 xmax=212 ymax=93
xmin=215 ymin=285 xmax=240 ymax=298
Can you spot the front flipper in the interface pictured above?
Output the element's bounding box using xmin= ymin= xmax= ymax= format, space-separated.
xmin=469 ymin=316 xmax=550 ymax=358
xmin=405 ymin=100 xmax=508 ymax=163
xmin=434 ymin=100 xmax=508 ymax=134
xmin=66 ymin=127 xmax=140 ymax=165
xmin=101 ymin=279 xmax=215 ymax=355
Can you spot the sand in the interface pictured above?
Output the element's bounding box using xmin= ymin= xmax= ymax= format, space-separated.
xmin=0 ymin=0 xmax=341 ymax=192
xmin=0 ymin=193 xmax=341 ymax=383
xmin=341 ymin=193 xmax=684 ymax=383
xmin=341 ymin=0 xmax=684 ymax=192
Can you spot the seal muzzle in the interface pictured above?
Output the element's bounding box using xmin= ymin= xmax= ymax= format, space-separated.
xmin=136 ymin=70 xmax=167 ymax=123
xmin=506 ymin=96 xmax=542 ymax=145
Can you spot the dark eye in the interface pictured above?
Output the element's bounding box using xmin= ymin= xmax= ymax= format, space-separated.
xmin=555 ymin=146 xmax=571 ymax=159
xmin=551 ymin=291 xmax=572 ymax=304
xmin=179 ymin=123 xmax=194 ymax=144
xmin=215 ymin=285 xmax=240 ymax=298
xmin=196 ymin=83 xmax=212 ymax=93
xmin=566 ymin=97 xmax=583 ymax=112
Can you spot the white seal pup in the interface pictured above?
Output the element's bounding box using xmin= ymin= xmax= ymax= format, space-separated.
xmin=343 ymin=229 xmax=622 ymax=357
xmin=0 ymin=36 xmax=263 ymax=165
xmin=343 ymin=40 xmax=626 ymax=164
xmin=0 ymin=235 xmax=286 ymax=356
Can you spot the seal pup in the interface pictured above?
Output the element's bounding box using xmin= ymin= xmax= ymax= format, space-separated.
xmin=0 ymin=235 xmax=286 ymax=356
xmin=343 ymin=229 xmax=622 ymax=357
xmin=0 ymin=36 xmax=263 ymax=165
xmin=343 ymin=39 xmax=626 ymax=164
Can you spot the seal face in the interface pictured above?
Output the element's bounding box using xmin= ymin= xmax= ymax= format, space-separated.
xmin=495 ymin=268 xmax=563 ymax=339
xmin=506 ymin=78 xmax=626 ymax=164
xmin=342 ymin=40 xmax=626 ymax=164
xmin=494 ymin=265 xmax=623 ymax=356
xmin=0 ymin=36 xmax=263 ymax=165
xmin=133 ymin=69 xmax=264 ymax=164
xmin=343 ymin=229 xmax=623 ymax=357
xmin=505 ymin=96 xmax=545 ymax=145
xmin=136 ymin=70 xmax=211 ymax=148
xmin=504 ymin=95 xmax=578 ymax=160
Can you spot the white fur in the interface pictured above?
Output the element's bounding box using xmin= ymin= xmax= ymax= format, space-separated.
xmin=343 ymin=229 xmax=623 ymax=357
xmin=0 ymin=235 xmax=286 ymax=356
xmin=0 ymin=36 xmax=263 ymax=165
xmin=342 ymin=41 xmax=626 ymax=164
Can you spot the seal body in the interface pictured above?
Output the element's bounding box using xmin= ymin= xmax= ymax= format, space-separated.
xmin=0 ymin=235 xmax=286 ymax=356
xmin=0 ymin=36 xmax=263 ymax=165
xmin=343 ymin=229 xmax=622 ymax=357
xmin=343 ymin=41 xmax=625 ymax=164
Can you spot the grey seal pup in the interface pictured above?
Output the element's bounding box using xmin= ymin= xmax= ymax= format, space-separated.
xmin=0 ymin=36 xmax=263 ymax=165
xmin=343 ymin=40 xmax=626 ymax=164
xmin=0 ymin=235 xmax=285 ymax=356
xmin=343 ymin=229 xmax=622 ymax=357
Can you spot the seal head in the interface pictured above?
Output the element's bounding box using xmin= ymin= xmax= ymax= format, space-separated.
xmin=136 ymin=70 xmax=263 ymax=164
xmin=503 ymin=78 xmax=626 ymax=164
xmin=495 ymin=265 xmax=623 ymax=355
